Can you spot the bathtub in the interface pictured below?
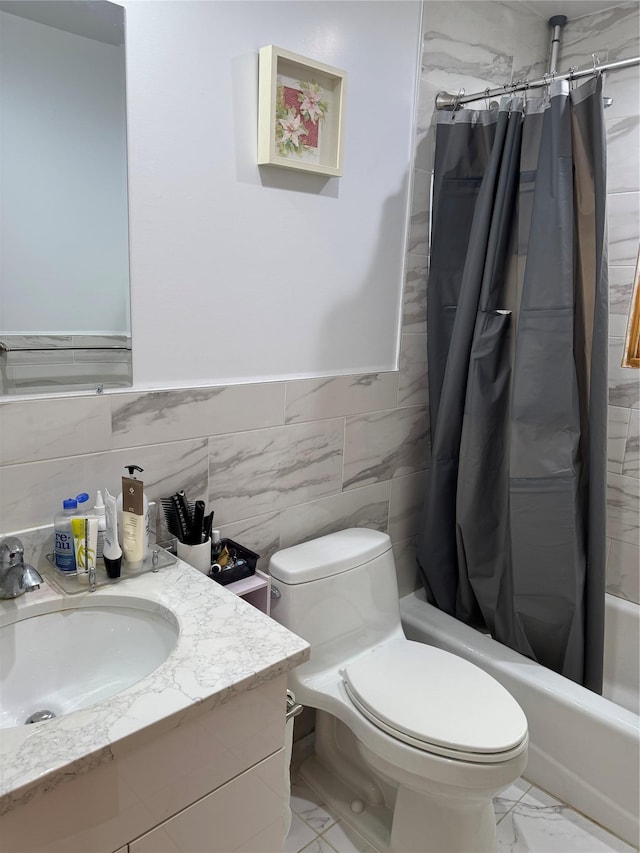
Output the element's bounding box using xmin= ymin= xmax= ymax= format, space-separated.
xmin=400 ymin=590 xmax=640 ymax=847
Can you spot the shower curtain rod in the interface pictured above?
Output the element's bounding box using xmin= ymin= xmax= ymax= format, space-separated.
xmin=435 ymin=54 xmax=640 ymax=110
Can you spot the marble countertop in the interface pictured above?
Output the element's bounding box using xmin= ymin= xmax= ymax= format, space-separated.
xmin=0 ymin=558 xmax=310 ymax=815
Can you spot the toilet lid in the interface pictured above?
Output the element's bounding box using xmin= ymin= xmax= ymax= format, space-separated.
xmin=342 ymin=639 xmax=528 ymax=761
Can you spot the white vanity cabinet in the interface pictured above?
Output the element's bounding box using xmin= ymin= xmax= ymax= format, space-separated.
xmin=129 ymin=751 xmax=284 ymax=852
xmin=0 ymin=562 xmax=309 ymax=853
xmin=0 ymin=676 xmax=287 ymax=853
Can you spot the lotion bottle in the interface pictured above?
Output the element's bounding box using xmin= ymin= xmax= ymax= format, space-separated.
xmin=117 ymin=465 xmax=149 ymax=567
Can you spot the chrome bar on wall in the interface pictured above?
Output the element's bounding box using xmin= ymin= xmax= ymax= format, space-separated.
xmin=435 ymin=54 xmax=640 ymax=110
xmin=0 ymin=342 xmax=132 ymax=353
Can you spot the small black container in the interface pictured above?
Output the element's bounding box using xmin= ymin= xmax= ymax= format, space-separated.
xmin=209 ymin=538 xmax=259 ymax=586
xmin=103 ymin=554 xmax=122 ymax=579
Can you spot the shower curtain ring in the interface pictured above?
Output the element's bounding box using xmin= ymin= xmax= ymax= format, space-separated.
xmin=453 ymin=88 xmax=465 ymax=111
xmin=508 ymin=80 xmax=519 ymax=114
xmin=592 ymin=53 xmax=602 ymax=76
xmin=484 ymin=87 xmax=491 ymax=111
xmin=568 ymin=66 xmax=578 ymax=89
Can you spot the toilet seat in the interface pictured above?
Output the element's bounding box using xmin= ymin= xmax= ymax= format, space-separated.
xmin=341 ymin=639 xmax=528 ymax=764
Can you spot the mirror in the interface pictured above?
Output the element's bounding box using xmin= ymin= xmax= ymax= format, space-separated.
xmin=0 ymin=0 xmax=131 ymax=395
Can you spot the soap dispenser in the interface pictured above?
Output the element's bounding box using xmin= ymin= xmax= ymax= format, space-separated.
xmin=117 ymin=465 xmax=149 ymax=567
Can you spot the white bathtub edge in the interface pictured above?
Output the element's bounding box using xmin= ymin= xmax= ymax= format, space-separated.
xmin=604 ymin=594 xmax=640 ymax=716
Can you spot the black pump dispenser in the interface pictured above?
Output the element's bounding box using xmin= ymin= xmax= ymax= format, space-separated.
xmin=124 ymin=465 xmax=144 ymax=478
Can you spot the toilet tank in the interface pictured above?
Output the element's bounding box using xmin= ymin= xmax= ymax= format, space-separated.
xmin=269 ymin=529 xmax=403 ymax=678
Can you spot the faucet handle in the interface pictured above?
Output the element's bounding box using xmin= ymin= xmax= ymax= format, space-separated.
xmin=0 ymin=536 xmax=25 ymax=568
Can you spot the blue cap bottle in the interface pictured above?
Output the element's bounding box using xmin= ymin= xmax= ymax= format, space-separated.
xmin=54 ymin=498 xmax=78 ymax=571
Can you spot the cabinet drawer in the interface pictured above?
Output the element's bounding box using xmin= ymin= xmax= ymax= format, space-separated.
xmin=129 ymin=749 xmax=285 ymax=853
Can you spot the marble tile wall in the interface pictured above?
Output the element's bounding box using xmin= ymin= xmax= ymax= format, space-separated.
xmin=0 ymin=369 xmax=428 ymax=598
xmin=560 ymin=2 xmax=640 ymax=606
xmin=413 ymin=0 xmax=640 ymax=606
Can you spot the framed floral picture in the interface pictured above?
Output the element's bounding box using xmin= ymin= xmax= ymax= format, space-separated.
xmin=258 ymin=46 xmax=346 ymax=177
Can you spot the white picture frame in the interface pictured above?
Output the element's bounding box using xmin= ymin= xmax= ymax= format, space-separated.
xmin=258 ymin=45 xmax=347 ymax=177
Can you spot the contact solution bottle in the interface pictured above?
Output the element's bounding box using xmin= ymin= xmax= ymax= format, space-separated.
xmin=54 ymin=498 xmax=78 ymax=571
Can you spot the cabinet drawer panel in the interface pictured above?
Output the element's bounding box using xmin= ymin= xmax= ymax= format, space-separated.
xmin=129 ymin=750 xmax=285 ymax=853
xmin=116 ymin=675 xmax=286 ymax=829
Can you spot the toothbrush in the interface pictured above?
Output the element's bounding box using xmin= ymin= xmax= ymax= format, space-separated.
xmin=203 ymin=511 xmax=214 ymax=543
xmin=191 ymin=501 xmax=206 ymax=545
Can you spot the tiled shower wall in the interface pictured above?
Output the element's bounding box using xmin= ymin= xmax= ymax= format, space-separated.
xmin=564 ymin=4 xmax=640 ymax=607
xmin=413 ymin=0 xmax=640 ymax=606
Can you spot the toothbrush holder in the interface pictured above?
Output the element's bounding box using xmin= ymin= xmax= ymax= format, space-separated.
xmin=177 ymin=538 xmax=211 ymax=574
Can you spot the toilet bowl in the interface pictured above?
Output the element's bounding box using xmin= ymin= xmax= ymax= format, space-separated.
xmin=269 ymin=528 xmax=528 ymax=853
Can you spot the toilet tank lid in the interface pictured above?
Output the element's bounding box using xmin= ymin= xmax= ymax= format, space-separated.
xmin=269 ymin=528 xmax=391 ymax=584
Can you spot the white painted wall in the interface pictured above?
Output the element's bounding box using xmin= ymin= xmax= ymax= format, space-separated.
xmin=0 ymin=11 xmax=130 ymax=335
xmin=123 ymin=0 xmax=422 ymax=388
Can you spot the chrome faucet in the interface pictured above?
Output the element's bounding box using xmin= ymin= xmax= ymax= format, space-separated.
xmin=0 ymin=537 xmax=44 ymax=599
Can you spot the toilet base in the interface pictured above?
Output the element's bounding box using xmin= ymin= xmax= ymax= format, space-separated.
xmin=391 ymin=781 xmax=496 ymax=853
xmin=300 ymin=751 xmax=498 ymax=853
xmin=299 ymin=754 xmax=392 ymax=851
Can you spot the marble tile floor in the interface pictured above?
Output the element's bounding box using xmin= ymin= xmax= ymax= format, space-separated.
xmin=284 ymin=775 xmax=637 ymax=853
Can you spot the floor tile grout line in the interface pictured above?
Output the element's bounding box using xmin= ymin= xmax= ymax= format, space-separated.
xmin=318 ymin=819 xmax=383 ymax=853
xmin=300 ymin=829 xmax=342 ymax=853
xmin=495 ymin=778 xmax=535 ymax=824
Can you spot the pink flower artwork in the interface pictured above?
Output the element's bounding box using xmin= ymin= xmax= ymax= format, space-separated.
xmin=278 ymin=109 xmax=307 ymax=148
xmin=283 ymin=86 xmax=319 ymax=148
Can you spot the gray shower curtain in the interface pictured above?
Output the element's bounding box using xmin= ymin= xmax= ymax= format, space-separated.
xmin=417 ymin=77 xmax=608 ymax=692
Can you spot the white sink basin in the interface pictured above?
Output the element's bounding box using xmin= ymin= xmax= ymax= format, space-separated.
xmin=0 ymin=596 xmax=179 ymax=729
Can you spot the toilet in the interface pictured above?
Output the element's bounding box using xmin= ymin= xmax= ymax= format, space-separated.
xmin=269 ymin=528 xmax=528 ymax=853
